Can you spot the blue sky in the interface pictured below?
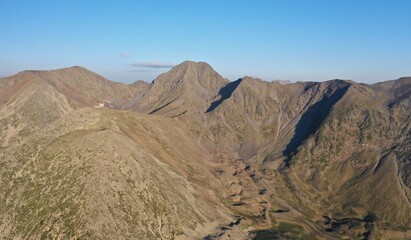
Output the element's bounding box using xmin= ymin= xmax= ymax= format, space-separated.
xmin=0 ymin=0 xmax=410 ymax=83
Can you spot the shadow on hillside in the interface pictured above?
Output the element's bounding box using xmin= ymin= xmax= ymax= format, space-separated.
xmin=283 ymin=83 xmax=350 ymax=165
xmin=205 ymin=78 xmax=243 ymax=113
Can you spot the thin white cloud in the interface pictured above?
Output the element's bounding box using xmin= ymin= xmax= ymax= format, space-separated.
xmin=120 ymin=52 xmax=132 ymax=58
xmin=130 ymin=62 xmax=176 ymax=69
xmin=129 ymin=69 xmax=156 ymax=73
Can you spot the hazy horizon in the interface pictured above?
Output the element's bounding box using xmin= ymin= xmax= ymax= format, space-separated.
xmin=1 ymin=62 xmax=410 ymax=85
xmin=1 ymin=0 xmax=411 ymax=83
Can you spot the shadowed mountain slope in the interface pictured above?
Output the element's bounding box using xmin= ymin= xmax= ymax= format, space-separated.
xmin=206 ymin=78 xmax=243 ymax=113
xmin=282 ymin=80 xmax=351 ymax=160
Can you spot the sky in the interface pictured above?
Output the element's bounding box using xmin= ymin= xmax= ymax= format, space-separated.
xmin=0 ymin=0 xmax=410 ymax=83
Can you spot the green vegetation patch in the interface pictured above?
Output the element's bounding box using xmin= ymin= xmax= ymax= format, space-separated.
xmin=251 ymin=222 xmax=317 ymax=240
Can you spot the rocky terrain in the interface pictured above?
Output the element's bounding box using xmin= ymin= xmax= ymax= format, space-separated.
xmin=0 ymin=61 xmax=409 ymax=239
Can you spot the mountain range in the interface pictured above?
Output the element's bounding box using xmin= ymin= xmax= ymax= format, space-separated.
xmin=0 ymin=61 xmax=410 ymax=239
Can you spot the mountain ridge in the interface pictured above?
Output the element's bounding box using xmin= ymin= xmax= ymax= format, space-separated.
xmin=0 ymin=61 xmax=410 ymax=239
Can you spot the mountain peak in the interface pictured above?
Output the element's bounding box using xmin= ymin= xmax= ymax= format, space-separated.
xmin=51 ymin=66 xmax=97 ymax=75
xmin=240 ymin=76 xmax=265 ymax=84
xmin=68 ymin=65 xmax=87 ymax=70
xmin=126 ymin=61 xmax=228 ymax=115
xmin=167 ymin=60 xmax=215 ymax=76
xmin=178 ymin=60 xmax=210 ymax=67
xmin=154 ymin=60 xmax=226 ymax=87
xmin=18 ymin=66 xmax=91 ymax=75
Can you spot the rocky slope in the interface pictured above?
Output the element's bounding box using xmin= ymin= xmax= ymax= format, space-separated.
xmin=0 ymin=62 xmax=410 ymax=239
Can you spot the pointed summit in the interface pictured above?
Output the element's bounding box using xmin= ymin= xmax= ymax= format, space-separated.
xmin=152 ymin=60 xmax=225 ymax=89
xmin=126 ymin=60 xmax=228 ymax=116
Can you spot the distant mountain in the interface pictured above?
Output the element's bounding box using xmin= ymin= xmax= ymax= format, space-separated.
xmin=0 ymin=66 xmax=141 ymax=109
xmin=0 ymin=62 xmax=409 ymax=239
xmin=128 ymin=80 xmax=149 ymax=95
